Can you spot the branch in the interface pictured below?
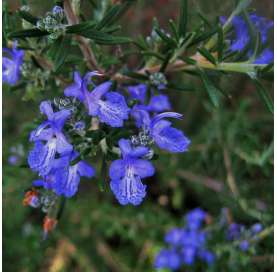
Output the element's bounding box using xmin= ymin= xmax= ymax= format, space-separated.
xmin=112 ymin=54 xmax=266 ymax=82
xmin=63 ymin=0 xmax=103 ymax=72
xmin=177 ymin=169 xmax=224 ymax=192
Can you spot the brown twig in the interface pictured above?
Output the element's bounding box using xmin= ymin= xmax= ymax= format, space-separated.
xmin=63 ymin=0 xmax=103 ymax=73
xmin=177 ymin=169 xmax=224 ymax=192
xmin=223 ymin=148 xmax=240 ymax=197
xmin=96 ymin=240 xmax=131 ymax=272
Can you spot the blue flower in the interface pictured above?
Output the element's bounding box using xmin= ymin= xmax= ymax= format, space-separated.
xmin=147 ymin=111 xmax=191 ymax=153
xmin=165 ymin=228 xmax=186 ymax=247
xmin=109 ymin=139 xmax=155 ymax=205
xmin=154 ymin=249 xmax=181 ymax=270
xmin=198 ymin=250 xmax=215 ymax=265
xmin=64 ymin=71 xmax=130 ymax=127
xmin=239 ymin=240 xmax=249 ymax=252
xmin=52 ymin=6 xmax=64 ymax=15
xmin=181 ymin=246 xmax=197 ymax=265
xmin=147 ymin=94 xmax=171 ymax=112
xmin=154 ymin=209 xmax=215 ymax=270
xmin=128 ymin=83 xmax=171 ymax=113
xmin=131 ymin=109 xmax=190 ymax=152
xmin=251 ymin=223 xmax=263 ymax=234
xmin=8 ymin=155 xmax=19 ymax=165
xmin=2 ymin=41 xmax=24 ymax=86
xmin=254 ymin=48 xmax=274 ymax=64
xmin=250 ymin=14 xmax=273 ymax=45
xmin=227 ymin=223 xmax=244 ymax=240
xmin=128 ymin=84 xmax=147 ymax=104
xmin=222 ymin=13 xmax=273 ymax=64
xmin=33 ymin=151 xmax=95 ymax=197
xmin=186 ymin=208 xmax=206 ymax=230
xmin=28 ymin=101 xmax=72 ymax=175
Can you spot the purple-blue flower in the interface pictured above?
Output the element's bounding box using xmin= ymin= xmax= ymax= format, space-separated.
xmin=128 ymin=84 xmax=147 ymax=104
xmin=146 ymin=111 xmax=191 ymax=153
xmin=64 ymin=71 xmax=130 ymax=127
xmin=239 ymin=240 xmax=249 ymax=252
xmin=28 ymin=101 xmax=72 ymax=175
xmin=33 ymin=151 xmax=95 ymax=197
xmin=154 ymin=209 xmax=215 ymax=270
xmin=154 ymin=249 xmax=181 ymax=270
xmin=254 ymin=48 xmax=274 ymax=64
xmin=128 ymin=84 xmax=171 ymax=113
xmin=186 ymin=208 xmax=206 ymax=230
xmin=109 ymin=139 xmax=155 ymax=205
xmin=251 ymin=223 xmax=263 ymax=234
xmin=147 ymin=94 xmax=171 ymax=112
xmin=165 ymin=228 xmax=186 ymax=247
xmin=8 ymin=155 xmax=19 ymax=165
xmin=222 ymin=13 xmax=273 ymax=64
xmin=2 ymin=41 xmax=24 ymax=86
xmin=155 ymin=112 xmax=190 ymax=153
xmin=227 ymin=223 xmax=244 ymax=240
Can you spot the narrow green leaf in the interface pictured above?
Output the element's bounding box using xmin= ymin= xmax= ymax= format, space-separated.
xmin=181 ymin=56 xmax=197 ymax=65
xmin=217 ymin=24 xmax=224 ymax=62
xmin=133 ymin=35 xmax=149 ymax=50
xmin=68 ymin=26 xmax=132 ymax=45
xmin=48 ymin=36 xmax=71 ymax=71
xmin=223 ymin=0 xmax=252 ymax=31
xmin=66 ymin=21 xmax=97 ymax=34
xmin=9 ymin=28 xmax=49 ymax=38
xmin=197 ymin=47 xmax=217 ymax=65
xmin=198 ymin=69 xmax=221 ymax=107
xmin=169 ymin=19 xmax=179 ymax=41
xmin=96 ymin=1 xmax=136 ymax=30
xmin=141 ymin=51 xmax=165 ymax=61
xmin=122 ymin=71 xmax=149 ymax=81
xmin=197 ymin=11 xmax=212 ymax=28
xmin=154 ymin=28 xmax=177 ymax=47
xmin=178 ymin=0 xmax=188 ymax=37
xmin=189 ymin=27 xmax=218 ymax=47
xmin=253 ymin=79 xmax=273 ymax=114
xmin=18 ymin=10 xmax=38 ymax=25
xmin=82 ymin=30 xmax=132 ymax=44
xmin=167 ymin=82 xmax=196 ymax=92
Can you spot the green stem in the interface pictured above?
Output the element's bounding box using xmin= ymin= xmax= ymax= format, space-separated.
xmin=251 ymin=225 xmax=274 ymax=243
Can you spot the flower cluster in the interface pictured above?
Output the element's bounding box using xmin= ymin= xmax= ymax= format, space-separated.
xmin=154 ymin=208 xmax=215 ymax=270
xmin=222 ymin=13 xmax=273 ymax=64
xmin=2 ymin=41 xmax=24 ymax=86
xmin=227 ymin=222 xmax=263 ymax=251
xmin=25 ymin=71 xmax=190 ymax=208
xmin=28 ymin=100 xmax=95 ymax=198
xmin=36 ymin=6 xmax=66 ymax=40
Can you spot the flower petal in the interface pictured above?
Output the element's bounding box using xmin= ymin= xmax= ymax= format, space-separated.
xmin=97 ymin=92 xmax=129 ymax=127
xmin=147 ymin=94 xmax=171 ymax=112
xmin=40 ymin=101 xmax=54 ymax=120
xmin=132 ymin=159 xmax=155 ymax=178
xmin=56 ymin=132 xmax=73 ymax=154
xmin=152 ymin=121 xmax=191 ymax=153
xmin=118 ymin=139 xmax=132 ymax=156
xmin=29 ymin=122 xmax=53 ymax=141
xmin=110 ymin=175 xmax=146 ymax=206
xmin=90 ymin=81 xmax=112 ymax=100
xmin=52 ymin=109 xmax=72 ymax=130
xmin=109 ymin=159 xmax=126 ymax=180
xmin=128 ymin=84 xmax=147 ymax=103
xmin=54 ymin=165 xmax=80 ymax=197
xmin=28 ymin=139 xmax=57 ymax=175
xmin=77 ymin=161 xmax=95 ymax=178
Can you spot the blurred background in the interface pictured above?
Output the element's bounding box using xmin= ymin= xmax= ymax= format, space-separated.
xmin=3 ymin=0 xmax=273 ymax=271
